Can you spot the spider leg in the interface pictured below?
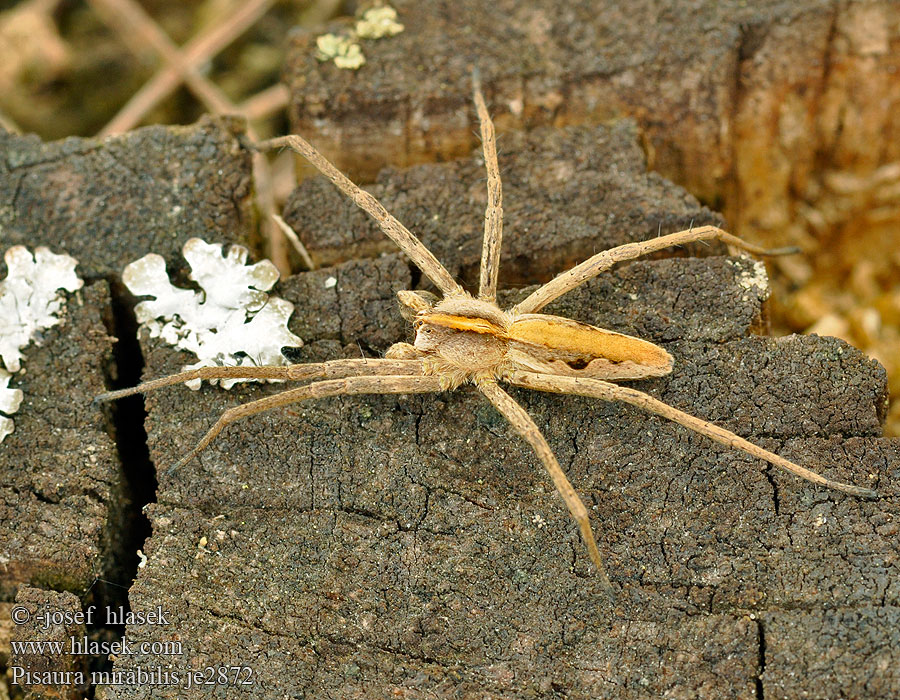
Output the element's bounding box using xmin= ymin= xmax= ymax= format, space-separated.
xmin=252 ymin=135 xmax=461 ymax=296
xmin=513 ymin=225 xmax=801 ymax=314
xmin=95 ymin=358 xmax=425 ymax=402
xmin=473 ymin=72 xmax=503 ymax=302
xmin=169 ymin=374 xmax=441 ymax=473
xmin=508 ymin=371 xmax=878 ymax=498
xmin=477 ymin=380 xmax=614 ymax=592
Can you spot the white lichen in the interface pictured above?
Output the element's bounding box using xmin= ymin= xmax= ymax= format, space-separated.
xmin=0 ymin=245 xmax=83 ymax=442
xmin=0 ymin=370 xmax=23 ymax=443
xmin=122 ymin=238 xmax=302 ymax=390
xmin=730 ymin=257 xmax=770 ymax=302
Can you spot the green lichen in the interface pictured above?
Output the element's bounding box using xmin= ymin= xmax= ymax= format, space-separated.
xmin=355 ymin=7 xmax=404 ymax=39
xmin=315 ymin=34 xmax=366 ymax=70
xmin=314 ymin=4 xmax=404 ymax=71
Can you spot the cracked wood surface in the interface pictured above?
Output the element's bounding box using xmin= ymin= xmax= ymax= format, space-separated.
xmin=0 ymin=282 xmax=122 ymax=599
xmin=97 ymin=121 xmax=898 ymax=698
xmin=0 ymin=115 xmax=252 ymax=279
xmin=281 ymin=122 xmax=726 ymax=286
xmin=0 ymin=116 xmax=256 ymax=606
xmin=9 ymin=587 xmax=87 ymax=699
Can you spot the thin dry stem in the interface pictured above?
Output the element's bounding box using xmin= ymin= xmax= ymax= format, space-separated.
xmin=91 ymin=0 xmax=236 ymax=127
xmin=478 ymin=380 xmax=614 ymax=591
xmin=254 ymin=135 xmax=462 ymax=296
xmin=474 ymin=75 xmax=503 ymax=302
xmin=240 ymin=84 xmax=290 ymax=122
xmin=171 ymin=374 xmax=441 ymax=471
xmin=513 ymin=225 xmax=801 ymax=314
xmin=0 ymin=109 xmax=20 ymax=134
xmin=509 ymin=371 xmax=877 ymax=498
xmin=253 ymin=151 xmax=291 ymax=275
xmin=272 ymin=214 xmax=316 ymax=271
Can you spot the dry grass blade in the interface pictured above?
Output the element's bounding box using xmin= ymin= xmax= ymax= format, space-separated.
xmin=95 ymin=0 xmax=277 ymax=136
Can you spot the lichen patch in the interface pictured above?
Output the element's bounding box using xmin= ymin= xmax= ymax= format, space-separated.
xmin=730 ymin=257 xmax=770 ymax=302
xmin=122 ymin=238 xmax=302 ymax=390
xmin=0 ymin=244 xmax=83 ymax=442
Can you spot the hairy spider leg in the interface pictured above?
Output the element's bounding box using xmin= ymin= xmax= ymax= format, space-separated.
xmin=95 ymin=358 xmax=426 ymax=402
xmin=479 ymin=380 xmax=614 ymax=592
xmin=252 ymin=135 xmax=462 ymax=297
xmin=167 ymin=374 xmax=441 ymax=473
xmin=513 ymin=225 xmax=800 ymax=314
xmin=473 ymin=72 xmax=503 ymax=302
xmin=509 ymin=371 xmax=877 ymax=498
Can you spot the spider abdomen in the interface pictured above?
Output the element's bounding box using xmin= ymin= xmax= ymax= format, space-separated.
xmin=507 ymin=314 xmax=673 ymax=380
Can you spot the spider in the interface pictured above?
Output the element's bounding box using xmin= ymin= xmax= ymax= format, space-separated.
xmin=98 ymin=76 xmax=876 ymax=591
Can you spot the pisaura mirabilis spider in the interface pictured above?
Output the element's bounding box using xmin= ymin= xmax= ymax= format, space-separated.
xmin=98 ymin=76 xmax=877 ymax=592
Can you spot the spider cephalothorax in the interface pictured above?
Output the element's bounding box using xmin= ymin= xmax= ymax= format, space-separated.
xmin=98 ymin=75 xmax=877 ymax=592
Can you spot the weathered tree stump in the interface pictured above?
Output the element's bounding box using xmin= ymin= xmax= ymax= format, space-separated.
xmin=0 ymin=118 xmax=254 ymax=694
xmin=284 ymin=0 xmax=900 ymax=436
xmin=284 ymin=0 xmax=900 ymax=252
xmin=0 ymin=280 xmax=120 ymax=599
xmin=92 ymin=123 xmax=898 ymax=698
xmin=0 ymin=8 xmax=897 ymax=694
